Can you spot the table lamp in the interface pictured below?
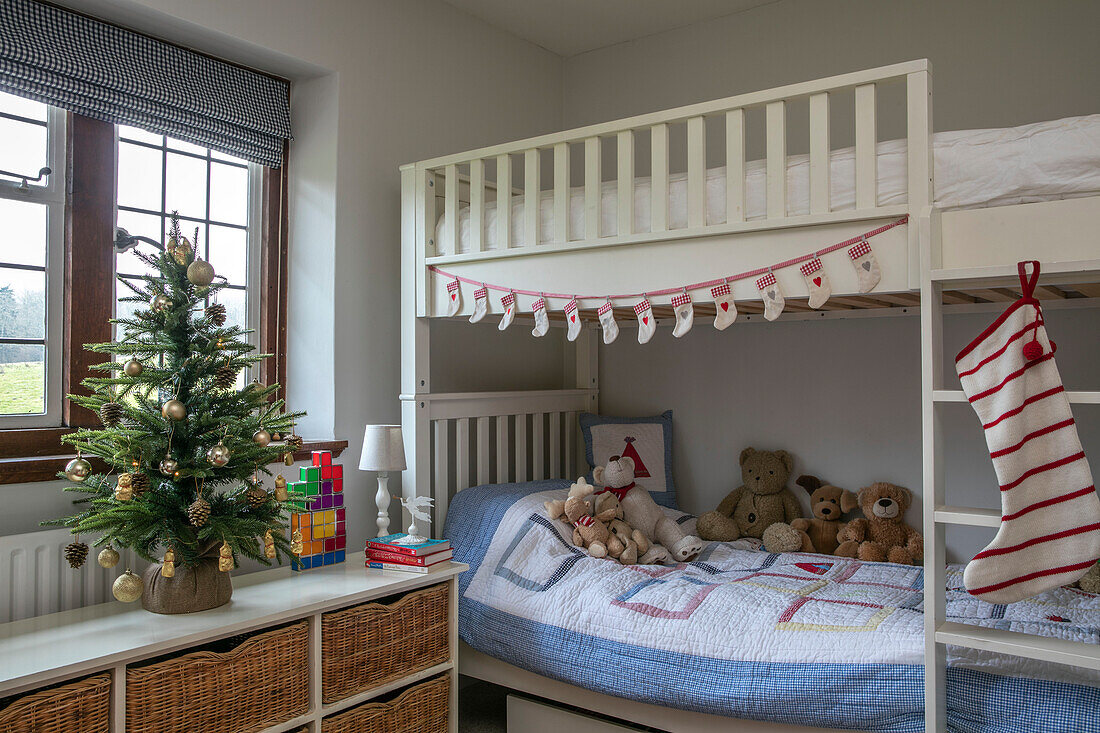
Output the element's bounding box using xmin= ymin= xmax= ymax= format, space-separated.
xmin=359 ymin=425 xmax=406 ymax=538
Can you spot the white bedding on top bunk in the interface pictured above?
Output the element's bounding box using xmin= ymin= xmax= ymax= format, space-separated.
xmin=438 ymin=114 xmax=1100 ymax=252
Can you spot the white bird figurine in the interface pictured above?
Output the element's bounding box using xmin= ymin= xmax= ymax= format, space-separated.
xmin=392 ymin=495 xmax=435 ymax=545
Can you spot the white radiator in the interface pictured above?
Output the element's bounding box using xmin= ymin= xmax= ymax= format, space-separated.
xmin=0 ymin=528 xmax=146 ymax=623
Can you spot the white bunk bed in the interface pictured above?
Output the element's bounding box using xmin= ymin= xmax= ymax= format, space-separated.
xmin=398 ymin=60 xmax=1100 ymax=732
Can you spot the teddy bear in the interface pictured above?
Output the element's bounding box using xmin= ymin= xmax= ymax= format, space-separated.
xmin=547 ymin=477 xmax=620 ymax=559
xmin=759 ymin=474 xmax=858 ymax=554
xmin=1070 ymin=560 xmax=1100 ymax=593
xmin=605 ymin=501 xmax=673 ymax=565
xmin=835 ymin=482 xmax=923 ymax=565
xmin=593 ymin=455 xmax=704 ymax=562
xmin=697 ymin=447 xmax=802 ymax=544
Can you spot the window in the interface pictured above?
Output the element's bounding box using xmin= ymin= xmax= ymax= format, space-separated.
xmin=0 ymin=91 xmax=66 ymax=426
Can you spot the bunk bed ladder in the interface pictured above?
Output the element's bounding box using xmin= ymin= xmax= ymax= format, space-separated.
xmin=921 ymin=244 xmax=1100 ymax=732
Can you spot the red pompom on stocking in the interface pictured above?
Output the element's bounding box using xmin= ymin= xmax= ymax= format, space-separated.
xmin=956 ymin=261 xmax=1100 ymax=603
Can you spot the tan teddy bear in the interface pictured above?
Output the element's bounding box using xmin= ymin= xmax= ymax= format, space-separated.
xmin=698 ymin=448 xmax=802 ymax=543
xmin=835 ymin=482 xmax=923 ymax=565
xmin=792 ymin=475 xmax=858 ymax=555
xmin=1070 ymin=560 xmax=1100 ymax=593
xmin=554 ymin=477 xmax=619 ymax=559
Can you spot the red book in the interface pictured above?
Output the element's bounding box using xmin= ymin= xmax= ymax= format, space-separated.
xmin=366 ymin=548 xmax=453 ymax=567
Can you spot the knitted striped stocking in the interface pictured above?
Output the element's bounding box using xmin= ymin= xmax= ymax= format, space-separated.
xmin=956 ymin=262 xmax=1100 ymax=603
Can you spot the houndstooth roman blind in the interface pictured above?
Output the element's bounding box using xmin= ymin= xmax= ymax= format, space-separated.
xmin=0 ymin=0 xmax=292 ymax=167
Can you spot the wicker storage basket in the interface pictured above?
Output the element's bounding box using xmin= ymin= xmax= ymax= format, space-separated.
xmin=0 ymin=673 xmax=110 ymax=733
xmin=321 ymin=673 xmax=450 ymax=733
xmin=126 ymin=621 xmax=309 ymax=733
xmin=322 ymin=583 xmax=449 ymax=703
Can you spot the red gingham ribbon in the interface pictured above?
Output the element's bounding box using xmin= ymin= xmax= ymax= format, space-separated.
xmin=564 ymin=298 xmax=578 ymax=314
xmin=447 ymin=279 xmax=460 ymax=293
xmin=501 ymin=292 xmax=515 ymax=307
xmin=849 ymin=240 xmax=871 ymax=260
xmin=598 ymin=302 xmax=613 ymax=316
xmin=671 ymin=293 xmax=691 ymax=308
xmin=800 ymin=258 xmax=823 ymax=276
xmin=756 ymin=273 xmax=776 ymax=290
xmin=634 ymin=299 xmax=652 ymax=316
xmin=711 ymin=283 xmax=730 ymax=298
xmin=473 ymin=286 xmax=488 ymax=300
xmin=532 ymin=298 xmax=546 ymax=312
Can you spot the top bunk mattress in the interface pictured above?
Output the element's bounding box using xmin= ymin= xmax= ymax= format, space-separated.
xmin=437 ymin=114 xmax=1100 ymax=252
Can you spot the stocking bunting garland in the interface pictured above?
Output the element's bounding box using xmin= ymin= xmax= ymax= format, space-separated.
xmin=849 ymin=239 xmax=881 ymax=293
xmin=671 ymin=292 xmax=693 ymax=338
xmin=757 ymin=273 xmax=785 ymax=321
xmin=800 ymin=258 xmax=831 ymax=309
xmin=711 ymin=283 xmax=736 ymax=330
xmin=564 ymin=298 xmax=581 ymax=342
xmin=498 ymin=292 xmax=516 ymax=331
xmin=469 ymin=286 xmax=488 ymax=323
xmin=957 ymin=261 xmax=1100 ymax=603
xmin=598 ymin=301 xmax=618 ymax=344
xmin=634 ymin=299 xmax=655 ymax=344
xmin=531 ymin=297 xmax=549 ymax=337
xmin=446 ymin=279 xmax=462 ymax=317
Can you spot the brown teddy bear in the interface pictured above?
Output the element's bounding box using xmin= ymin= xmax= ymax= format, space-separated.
xmin=791 ymin=475 xmax=858 ymax=555
xmin=1070 ymin=561 xmax=1100 ymax=593
xmin=697 ymin=448 xmax=802 ymax=543
xmin=835 ymin=482 xmax=923 ymax=565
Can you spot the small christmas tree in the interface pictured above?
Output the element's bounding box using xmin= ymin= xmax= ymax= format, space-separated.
xmin=48 ymin=214 xmax=304 ymax=609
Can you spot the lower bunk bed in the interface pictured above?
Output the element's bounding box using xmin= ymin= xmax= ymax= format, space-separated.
xmin=444 ymin=480 xmax=1100 ymax=732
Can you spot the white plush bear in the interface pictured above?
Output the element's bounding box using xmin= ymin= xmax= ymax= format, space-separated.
xmin=593 ymin=455 xmax=703 ymax=562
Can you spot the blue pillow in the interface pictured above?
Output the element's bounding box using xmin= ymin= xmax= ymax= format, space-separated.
xmin=579 ymin=410 xmax=677 ymax=509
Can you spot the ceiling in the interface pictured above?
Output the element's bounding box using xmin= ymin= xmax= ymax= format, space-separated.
xmin=442 ymin=0 xmax=780 ymax=57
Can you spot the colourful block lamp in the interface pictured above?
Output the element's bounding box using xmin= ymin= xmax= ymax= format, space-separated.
xmin=359 ymin=425 xmax=406 ymax=538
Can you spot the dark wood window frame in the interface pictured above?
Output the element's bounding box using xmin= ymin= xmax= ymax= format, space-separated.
xmin=0 ymin=117 xmax=344 ymax=483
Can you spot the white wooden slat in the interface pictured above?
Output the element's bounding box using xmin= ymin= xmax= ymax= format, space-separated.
xmin=855 ymin=83 xmax=877 ymax=209
xmin=434 ymin=420 xmax=449 ymax=528
xmin=496 ymin=415 xmax=509 ymax=483
xmin=553 ymin=142 xmax=570 ymax=243
xmin=524 ymin=149 xmax=540 ymax=247
xmin=515 ymin=413 xmax=528 ymax=482
xmin=686 ymin=116 xmax=706 ymax=228
xmin=533 ymin=412 xmax=545 ymax=480
xmin=584 ymin=136 xmax=601 ymax=239
xmin=809 ymin=92 xmax=830 ymax=214
xmin=477 ymin=416 xmax=490 ymax=486
xmin=549 ymin=412 xmax=561 ymax=480
xmin=444 ymin=163 xmax=459 ymax=255
xmin=765 ymin=101 xmax=786 ymax=219
xmin=725 ymin=109 xmax=744 ymax=223
xmin=564 ymin=411 xmax=577 ymax=478
xmin=469 ymin=158 xmax=485 ymax=252
xmin=616 ymin=131 xmax=634 ymax=236
xmin=496 ymin=154 xmax=512 ymax=249
xmin=456 ymin=418 xmax=470 ymax=491
xmin=650 ymin=123 xmax=669 ymax=232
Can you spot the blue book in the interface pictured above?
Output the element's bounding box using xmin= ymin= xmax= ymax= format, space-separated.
xmin=365 ymin=534 xmax=450 ymax=557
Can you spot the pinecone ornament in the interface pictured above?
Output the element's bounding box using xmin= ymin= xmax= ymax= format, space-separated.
xmin=285 ymin=434 xmax=303 ymax=451
xmin=99 ymin=401 xmax=124 ymax=427
xmin=64 ymin=541 xmax=89 ymax=569
xmin=246 ymin=484 xmax=269 ymax=508
xmin=129 ymin=471 xmax=150 ymax=497
xmin=207 ymin=302 xmax=227 ymax=327
xmin=214 ymin=364 xmax=238 ymax=389
xmin=188 ymin=496 xmax=212 ymax=527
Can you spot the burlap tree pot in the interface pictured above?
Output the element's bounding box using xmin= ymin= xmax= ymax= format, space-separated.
xmin=142 ymin=541 xmax=232 ymax=614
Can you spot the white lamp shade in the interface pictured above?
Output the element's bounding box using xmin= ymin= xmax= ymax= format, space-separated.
xmin=359 ymin=425 xmax=407 ymax=472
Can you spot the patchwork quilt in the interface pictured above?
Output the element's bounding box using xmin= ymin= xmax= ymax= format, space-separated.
xmin=445 ymin=481 xmax=1100 ymax=732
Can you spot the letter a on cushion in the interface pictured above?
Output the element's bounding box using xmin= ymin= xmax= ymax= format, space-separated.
xmin=956 ymin=261 xmax=1100 ymax=603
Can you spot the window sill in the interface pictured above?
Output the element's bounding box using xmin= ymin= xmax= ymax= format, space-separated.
xmin=0 ymin=438 xmax=349 ymax=485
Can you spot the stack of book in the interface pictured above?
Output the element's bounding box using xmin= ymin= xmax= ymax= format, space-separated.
xmin=366 ymin=534 xmax=452 ymax=573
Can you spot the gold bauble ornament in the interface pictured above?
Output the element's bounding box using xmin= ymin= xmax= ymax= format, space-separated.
xmin=123 ymin=358 xmax=144 ymax=377
xmin=186 ymin=259 xmax=215 ymax=287
xmin=64 ymin=456 xmax=92 ymax=482
xmin=274 ymin=475 xmax=288 ymax=501
xmin=252 ymin=428 xmax=271 ymax=447
xmin=97 ymin=547 xmax=120 ymax=569
xmin=112 ymin=569 xmax=144 ymax=603
xmin=264 ymin=530 xmax=276 ymax=559
xmin=161 ymin=547 xmax=175 ymax=578
xmin=206 ymin=440 xmax=231 ymax=467
xmin=161 ymin=399 xmax=186 ymax=421
xmin=114 ymin=474 xmax=133 ymax=501
xmin=219 ymin=541 xmax=234 ymax=572
xmin=159 ymin=456 xmax=179 ymax=477
xmin=150 ymin=294 xmax=173 ymax=312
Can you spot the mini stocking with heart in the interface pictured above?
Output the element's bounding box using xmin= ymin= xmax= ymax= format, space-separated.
xmin=957 ymin=261 xmax=1100 ymax=603
xmin=531 ymin=297 xmax=549 ymax=338
xmin=469 ymin=286 xmax=488 ymax=323
xmin=848 ymin=239 xmax=881 ymax=293
xmin=498 ymin=292 xmax=516 ymax=331
xmin=671 ymin=292 xmax=693 ymax=338
xmin=564 ymin=298 xmax=581 ymax=342
xmin=446 ymin=279 xmax=462 ymax=317
xmin=634 ymin=299 xmax=655 ymax=344
xmin=800 ymin=258 xmax=832 ymax=309
xmin=598 ymin=301 xmax=618 ymax=344
xmin=756 ymin=273 xmax=785 ymax=321
xmin=712 ymin=283 xmax=736 ymax=330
